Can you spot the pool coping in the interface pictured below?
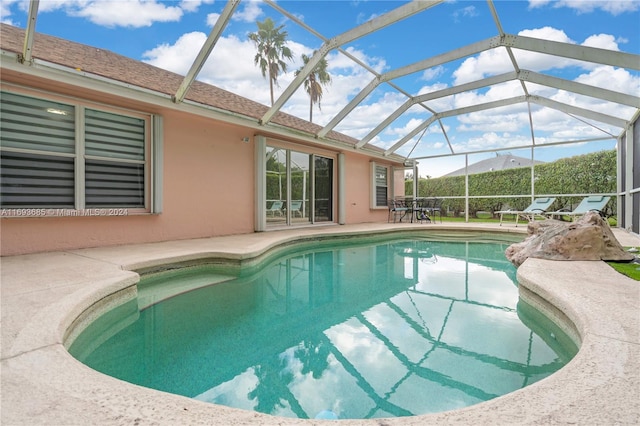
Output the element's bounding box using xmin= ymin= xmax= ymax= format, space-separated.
xmin=1 ymin=222 xmax=639 ymax=425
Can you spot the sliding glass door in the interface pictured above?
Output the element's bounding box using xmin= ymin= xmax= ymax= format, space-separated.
xmin=314 ymin=156 xmax=333 ymax=222
xmin=266 ymin=146 xmax=333 ymax=227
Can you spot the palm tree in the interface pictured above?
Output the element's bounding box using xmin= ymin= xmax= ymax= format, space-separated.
xmin=295 ymin=52 xmax=331 ymax=123
xmin=248 ymin=18 xmax=293 ymax=106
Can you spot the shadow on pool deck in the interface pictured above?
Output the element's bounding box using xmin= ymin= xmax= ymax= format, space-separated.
xmin=1 ymin=222 xmax=639 ymax=425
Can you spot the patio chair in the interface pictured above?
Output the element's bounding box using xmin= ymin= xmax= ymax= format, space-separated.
xmin=387 ymin=199 xmax=411 ymax=223
xmin=496 ymin=197 xmax=556 ymax=227
xmin=428 ymin=198 xmax=443 ymax=223
xmin=267 ymin=200 xmax=283 ymax=217
xmin=289 ymin=200 xmax=303 ymax=218
xmin=413 ymin=198 xmax=431 ymax=223
xmin=546 ymin=196 xmax=611 ymax=221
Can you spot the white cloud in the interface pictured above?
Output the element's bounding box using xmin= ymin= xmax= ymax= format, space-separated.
xmin=140 ymin=24 xmax=395 ymax=129
xmin=575 ymin=65 xmax=640 ymax=96
xmin=452 ymin=48 xmax=512 ymax=85
xmin=142 ymin=31 xmax=206 ymax=75
xmin=13 ymin=0 xmax=215 ymax=28
xmin=452 ymin=81 xmax=524 ymax=109
xmin=421 ymin=66 xmax=445 ymax=81
xmin=457 ymin=107 xmax=529 ymax=134
xmin=450 ymin=131 xmax=533 ymax=152
xmin=356 ymin=11 xmax=384 ymax=25
xmin=385 ymin=117 xmax=427 ymax=138
xmin=68 ymin=0 xmax=185 ymax=28
xmin=0 ymin=0 xmax=21 ymax=25
xmin=142 ymin=30 xmax=289 ymax=106
xmin=332 ymin=46 xmax=388 ymax=75
xmin=582 ymin=33 xmax=620 ymax=50
xmin=517 ymin=26 xmax=575 ymax=43
xmin=529 ymin=0 xmax=640 ymax=15
xmin=528 ymin=0 xmax=552 ymax=9
xmin=414 ymin=82 xmax=449 ymax=96
xmin=452 ymin=5 xmax=478 ymax=22
xmin=452 ymin=26 xmax=626 ymax=85
xmin=232 ymin=0 xmax=263 ymax=23
xmin=180 ymin=0 xmax=214 ymax=14
xmin=206 ymin=13 xmax=220 ymax=27
xmin=334 ymin=90 xmax=407 ymax=139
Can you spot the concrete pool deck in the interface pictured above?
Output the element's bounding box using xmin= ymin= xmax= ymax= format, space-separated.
xmin=1 ymin=222 xmax=639 ymax=425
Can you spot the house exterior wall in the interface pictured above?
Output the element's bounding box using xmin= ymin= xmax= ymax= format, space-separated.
xmin=0 ymin=75 xmax=401 ymax=256
xmin=343 ymin=152 xmax=388 ymax=224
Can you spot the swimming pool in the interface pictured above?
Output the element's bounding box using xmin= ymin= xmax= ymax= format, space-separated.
xmin=68 ymin=235 xmax=577 ymax=420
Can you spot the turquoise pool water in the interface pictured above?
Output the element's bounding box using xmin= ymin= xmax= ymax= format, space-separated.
xmin=69 ymin=236 xmax=577 ymax=420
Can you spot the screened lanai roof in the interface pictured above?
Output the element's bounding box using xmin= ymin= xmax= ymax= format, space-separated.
xmin=6 ymin=0 xmax=640 ymax=168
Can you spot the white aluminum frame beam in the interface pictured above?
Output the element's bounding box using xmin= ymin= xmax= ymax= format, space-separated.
xmin=360 ymin=69 xmax=638 ymax=150
xmin=384 ymin=93 xmax=626 ymax=157
xmin=322 ymin=33 xmax=640 ymax=147
xmin=259 ymin=0 xmax=443 ymax=125
xmin=21 ymin=0 xmax=39 ymax=64
xmin=519 ymin=70 xmax=640 ymax=108
xmin=487 ymin=0 xmax=529 ymax=98
xmin=507 ymin=34 xmax=640 ymax=71
xmin=411 ymin=136 xmax=613 ymax=160
xmin=357 ymin=71 xmax=518 ymax=147
xmin=173 ymin=0 xmax=239 ymax=103
xmin=384 ymin=116 xmax=438 ymax=156
xmin=265 ymin=0 xmax=434 ymax=132
xmin=384 ymin=96 xmax=526 ymax=156
xmin=321 ymin=36 xmax=501 ymax=140
xmin=529 ymin=96 xmax=628 ymax=128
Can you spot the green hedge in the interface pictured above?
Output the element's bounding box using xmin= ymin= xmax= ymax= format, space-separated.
xmin=406 ymin=150 xmax=617 ymax=217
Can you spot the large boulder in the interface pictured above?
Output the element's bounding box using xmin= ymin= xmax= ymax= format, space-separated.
xmin=505 ymin=211 xmax=635 ymax=267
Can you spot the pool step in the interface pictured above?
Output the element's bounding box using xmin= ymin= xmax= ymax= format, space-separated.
xmin=137 ymin=271 xmax=236 ymax=310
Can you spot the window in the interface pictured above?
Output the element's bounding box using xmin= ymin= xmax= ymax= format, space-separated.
xmin=0 ymin=90 xmax=159 ymax=214
xmin=371 ymin=162 xmax=388 ymax=208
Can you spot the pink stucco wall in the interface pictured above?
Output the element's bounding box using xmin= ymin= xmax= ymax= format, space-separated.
xmin=1 ymin=109 xmax=257 ymax=255
xmin=0 ymin=75 xmax=402 ymax=256
xmin=343 ymin=152 xmax=388 ymax=224
xmin=162 ymin=111 xmax=256 ymax=238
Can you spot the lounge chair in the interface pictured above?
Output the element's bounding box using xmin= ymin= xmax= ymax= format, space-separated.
xmin=267 ymin=200 xmax=283 ymax=217
xmin=289 ymin=200 xmax=303 ymax=218
xmin=496 ymin=197 xmax=556 ymax=227
xmin=546 ymin=196 xmax=611 ymax=221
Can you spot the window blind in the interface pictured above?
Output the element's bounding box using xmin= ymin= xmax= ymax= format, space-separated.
xmin=0 ymin=91 xmax=75 ymax=154
xmin=84 ymin=109 xmax=145 ymax=207
xmin=0 ymin=151 xmax=75 ymax=207
xmin=375 ymin=165 xmax=388 ymax=207
xmin=0 ymin=92 xmax=75 ymax=208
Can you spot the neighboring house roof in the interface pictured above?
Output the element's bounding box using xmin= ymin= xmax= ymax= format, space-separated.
xmin=0 ymin=24 xmax=370 ymax=152
xmin=443 ymin=154 xmax=544 ymax=177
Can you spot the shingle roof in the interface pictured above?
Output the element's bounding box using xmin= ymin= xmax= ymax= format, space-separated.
xmin=443 ymin=154 xmax=544 ymax=177
xmin=0 ymin=24 xmax=362 ymax=149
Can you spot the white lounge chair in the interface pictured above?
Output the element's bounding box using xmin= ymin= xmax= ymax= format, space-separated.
xmin=546 ymin=196 xmax=611 ymax=221
xmin=267 ymin=200 xmax=283 ymax=217
xmin=496 ymin=197 xmax=556 ymax=227
xmin=289 ymin=200 xmax=303 ymax=218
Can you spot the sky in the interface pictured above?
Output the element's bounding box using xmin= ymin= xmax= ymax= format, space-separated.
xmin=2 ymin=0 xmax=639 ymax=177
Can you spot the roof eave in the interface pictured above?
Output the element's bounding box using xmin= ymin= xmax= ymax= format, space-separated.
xmin=0 ymin=50 xmax=405 ymax=165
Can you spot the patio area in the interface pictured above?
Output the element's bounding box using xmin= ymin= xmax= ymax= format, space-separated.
xmin=1 ymin=222 xmax=638 ymax=425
